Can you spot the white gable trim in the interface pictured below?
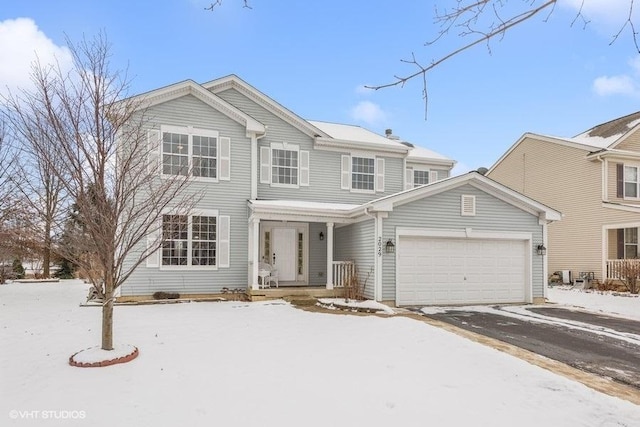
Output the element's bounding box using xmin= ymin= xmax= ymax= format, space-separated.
xmin=123 ymin=80 xmax=265 ymax=135
xmin=202 ymin=75 xmax=329 ymax=139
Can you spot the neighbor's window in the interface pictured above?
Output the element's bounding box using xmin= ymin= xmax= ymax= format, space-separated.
xmin=625 ymin=228 xmax=639 ymax=259
xmin=162 ymin=127 xmax=218 ymax=179
xmin=272 ymin=148 xmax=298 ymax=185
xmin=162 ymin=214 xmax=217 ymax=267
xmin=624 ymin=165 xmax=640 ymax=198
xmin=352 ymin=157 xmax=375 ymax=191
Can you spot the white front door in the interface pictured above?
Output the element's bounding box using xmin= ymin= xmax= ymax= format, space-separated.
xmin=273 ymin=228 xmax=297 ymax=281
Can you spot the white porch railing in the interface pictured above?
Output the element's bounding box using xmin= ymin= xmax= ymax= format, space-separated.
xmin=332 ymin=261 xmax=355 ymax=288
xmin=606 ymin=259 xmax=640 ymax=279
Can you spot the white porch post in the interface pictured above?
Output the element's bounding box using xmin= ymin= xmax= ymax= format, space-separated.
xmin=251 ymin=218 xmax=260 ymax=290
xmin=326 ymin=222 xmax=334 ymax=289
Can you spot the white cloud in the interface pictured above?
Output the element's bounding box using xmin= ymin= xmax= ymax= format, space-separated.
xmin=592 ymin=56 xmax=640 ymax=97
xmin=349 ymin=101 xmax=388 ymax=126
xmin=0 ymin=18 xmax=72 ymax=97
xmin=560 ymin=0 xmax=638 ymax=27
xmin=593 ymin=74 xmax=639 ymax=96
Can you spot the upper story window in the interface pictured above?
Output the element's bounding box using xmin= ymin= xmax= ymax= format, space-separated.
xmin=624 ymin=165 xmax=639 ymax=198
xmin=272 ymin=148 xmax=299 ymax=185
xmin=341 ymin=154 xmax=384 ymax=193
xmin=352 ymin=156 xmax=375 ymax=191
xmin=405 ymin=168 xmax=444 ymax=190
xmin=260 ymin=143 xmax=309 ymax=187
xmin=152 ymin=125 xmax=230 ymax=181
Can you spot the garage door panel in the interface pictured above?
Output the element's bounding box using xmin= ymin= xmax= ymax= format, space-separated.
xmin=397 ymin=236 xmax=528 ymax=306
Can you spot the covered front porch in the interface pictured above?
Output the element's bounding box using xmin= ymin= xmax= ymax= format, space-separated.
xmin=247 ymin=199 xmax=362 ymax=293
xmin=604 ymin=226 xmax=640 ymax=280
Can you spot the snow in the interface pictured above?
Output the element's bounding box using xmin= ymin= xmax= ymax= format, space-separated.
xmin=548 ymin=286 xmax=640 ymax=321
xmin=309 ymin=120 xmax=401 ymax=147
xmin=1 ymin=280 xmax=639 ymax=426
xmin=70 ymin=344 xmax=137 ymax=364
xmin=407 ymin=144 xmax=454 ymax=163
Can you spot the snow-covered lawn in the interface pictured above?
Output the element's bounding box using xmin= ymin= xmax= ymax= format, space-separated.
xmin=1 ymin=281 xmax=639 ymax=427
xmin=548 ymin=285 xmax=640 ymax=321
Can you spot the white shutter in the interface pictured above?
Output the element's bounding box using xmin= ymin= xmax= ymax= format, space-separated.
xmin=146 ymin=220 xmax=160 ymax=268
xmin=219 ymin=137 xmax=230 ymax=181
xmin=405 ymin=168 xmax=414 ymax=190
xmin=341 ymin=155 xmax=351 ymax=190
xmin=300 ymin=150 xmax=309 ymax=186
xmin=376 ymin=158 xmax=385 ymax=192
xmin=260 ymin=146 xmax=271 ymax=184
xmin=218 ymin=215 xmax=230 ymax=268
xmin=430 ymin=170 xmax=439 ymax=183
xmin=147 ymin=129 xmax=161 ymax=174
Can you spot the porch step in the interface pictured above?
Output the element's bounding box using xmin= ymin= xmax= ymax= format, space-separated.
xmin=247 ymin=287 xmax=344 ymax=302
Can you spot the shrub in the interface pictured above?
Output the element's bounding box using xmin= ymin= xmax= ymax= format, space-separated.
xmin=12 ymin=259 xmax=25 ymax=279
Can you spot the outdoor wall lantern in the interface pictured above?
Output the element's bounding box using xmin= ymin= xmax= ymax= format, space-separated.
xmin=385 ymin=239 xmax=396 ymax=254
xmin=319 ymin=232 xmax=325 ymax=241
xmin=536 ymin=244 xmax=547 ymax=256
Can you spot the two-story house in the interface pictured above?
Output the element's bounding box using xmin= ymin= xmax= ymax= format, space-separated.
xmin=488 ymin=111 xmax=640 ymax=286
xmin=120 ymin=75 xmax=560 ymax=306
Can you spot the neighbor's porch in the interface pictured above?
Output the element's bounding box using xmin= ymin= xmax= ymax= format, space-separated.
xmin=605 ymin=227 xmax=640 ymax=280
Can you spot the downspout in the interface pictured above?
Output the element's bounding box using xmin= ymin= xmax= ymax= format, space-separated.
xmin=249 ymin=129 xmax=267 ymax=290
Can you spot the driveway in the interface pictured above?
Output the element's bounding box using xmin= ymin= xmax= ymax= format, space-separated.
xmin=422 ymin=306 xmax=640 ymax=389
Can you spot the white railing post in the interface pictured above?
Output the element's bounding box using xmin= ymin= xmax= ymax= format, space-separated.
xmin=326 ymin=223 xmax=334 ymax=289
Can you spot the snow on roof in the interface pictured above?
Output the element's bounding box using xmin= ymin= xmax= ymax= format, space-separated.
xmin=308 ymin=120 xmax=406 ymax=148
xmin=406 ymin=144 xmax=454 ymax=163
xmin=566 ymin=111 xmax=640 ymax=149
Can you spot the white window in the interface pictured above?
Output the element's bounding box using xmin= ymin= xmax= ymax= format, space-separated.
xmin=272 ymin=148 xmax=298 ymax=185
xmin=341 ymin=155 xmax=384 ymax=192
xmin=414 ymin=170 xmax=430 ymax=186
xmin=260 ymin=143 xmax=309 ymax=187
xmin=624 ymin=165 xmax=639 ymax=198
xmin=159 ymin=211 xmax=229 ymax=269
xmin=352 ymin=156 xmax=375 ymax=191
xmin=158 ymin=126 xmax=230 ymax=181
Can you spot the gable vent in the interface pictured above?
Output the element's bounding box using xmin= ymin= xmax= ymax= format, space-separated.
xmin=461 ymin=195 xmax=476 ymax=216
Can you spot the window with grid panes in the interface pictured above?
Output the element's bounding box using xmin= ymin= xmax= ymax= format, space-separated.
xmin=271 ymin=148 xmax=298 ymax=185
xmin=351 ymin=157 xmax=375 ymax=191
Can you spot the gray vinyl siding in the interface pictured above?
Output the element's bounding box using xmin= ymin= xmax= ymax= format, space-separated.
xmin=217 ymin=88 xmax=404 ymax=203
xmin=121 ymin=94 xmax=252 ymax=296
xmin=309 ymin=222 xmax=327 ymax=285
xmin=382 ymin=184 xmax=544 ymax=301
xmin=335 ymin=219 xmax=376 ymax=299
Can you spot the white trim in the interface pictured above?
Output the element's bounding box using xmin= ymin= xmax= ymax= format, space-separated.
xmin=375 ymin=212 xmax=383 ymax=301
xmin=260 ymin=221 xmax=309 ymax=284
xmin=159 ymin=208 xmax=221 ymax=271
xmin=218 ymin=215 xmax=230 ymax=268
xmin=160 ymin=125 xmax=220 ymax=182
xmin=300 ymin=150 xmax=310 ymax=187
xmin=219 ymin=137 xmax=231 ymax=181
xmin=376 ymin=158 xmax=385 ymax=193
xmin=350 ymin=154 xmax=376 ymax=194
xmin=602 ymin=202 xmax=640 ymax=213
xmin=260 ymin=146 xmax=271 ymax=184
xmin=341 ymin=155 xmax=350 ymax=190
xmin=326 ymin=223 xmax=334 ymax=289
xmin=269 ymin=142 xmax=300 ymax=188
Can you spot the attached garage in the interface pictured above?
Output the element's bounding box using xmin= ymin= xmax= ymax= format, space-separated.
xmin=396 ymin=233 xmax=530 ymax=306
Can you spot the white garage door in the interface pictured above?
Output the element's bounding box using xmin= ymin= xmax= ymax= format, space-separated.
xmin=397 ymin=236 xmax=528 ymax=306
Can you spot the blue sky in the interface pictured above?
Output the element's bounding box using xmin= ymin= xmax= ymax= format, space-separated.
xmin=1 ymin=1 xmax=639 ymax=173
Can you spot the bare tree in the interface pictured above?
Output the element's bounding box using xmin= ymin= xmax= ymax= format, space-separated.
xmin=2 ymin=115 xmax=68 ymax=278
xmin=4 ymin=34 xmax=199 ymax=351
xmin=364 ymin=0 xmax=639 ymax=116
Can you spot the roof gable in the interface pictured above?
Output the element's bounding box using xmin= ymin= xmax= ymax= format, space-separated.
xmin=202 ymin=75 xmax=328 ymax=139
xmin=366 ymin=172 xmax=562 ymax=221
xmin=122 ymin=79 xmax=265 ymax=134
xmin=573 ymin=111 xmax=640 ymax=150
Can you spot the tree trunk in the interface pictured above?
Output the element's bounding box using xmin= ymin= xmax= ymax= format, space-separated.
xmin=43 ymin=222 xmax=51 ymax=278
xmin=101 ymin=298 xmax=114 ymax=350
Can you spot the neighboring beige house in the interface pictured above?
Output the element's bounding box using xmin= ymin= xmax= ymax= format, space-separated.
xmin=488 ymin=111 xmax=640 ymax=285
